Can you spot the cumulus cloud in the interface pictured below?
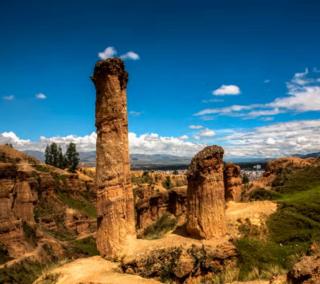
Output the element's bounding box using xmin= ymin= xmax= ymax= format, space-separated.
xmin=189 ymin=125 xmax=203 ymax=129
xmin=2 ymin=119 xmax=320 ymax=159
xmin=0 ymin=131 xmax=30 ymax=146
xmin=0 ymin=131 xmax=204 ymax=157
xmin=222 ymin=119 xmax=320 ymax=158
xmin=196 ymin=68 xmax=320 ymax=119
xmin=35 ymin=93 xmax=47 ymax=100
xmin=213 ymin=84 xmax=241 ymax=96
xmin=2 ymin=95 xmax=14 ymax=101
xmin=120 ymin=51 xmax=140 ymax=61
xmin=98 ymin=46 xmax=117 ymax=60
xmin=98 ymin=47 xmax=140 ymax=61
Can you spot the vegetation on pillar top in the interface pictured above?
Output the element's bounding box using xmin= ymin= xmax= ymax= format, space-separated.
xmin=188 ymin=145 xmax=224 ymax=178
xmin=92 ymin=57 xmax=128 ymax=90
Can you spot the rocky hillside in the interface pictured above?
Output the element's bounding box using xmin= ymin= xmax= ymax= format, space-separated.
xmin=0 ymin=145 xmax=97 ymax=283
xmin=237 ymin=156 xmax=320 ymax=282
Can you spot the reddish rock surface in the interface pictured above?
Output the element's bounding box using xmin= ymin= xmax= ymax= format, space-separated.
xmin=186 ymin=146 xmax=227 ymax=239
xmin=224 ymin=163 xmax=242 ymax=202
xmin=93 ymin=58 xmax=136 ymax=258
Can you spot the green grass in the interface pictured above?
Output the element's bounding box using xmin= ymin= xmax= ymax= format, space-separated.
xmin=235 ymin=165 xmax=320 ymax=281
xmin=142 ymin=213 xmax=177 ymax=239
xmin=67 ymin=236 xmax=99 ymax=257
xmin=33 ymin=164 xmax=50 ymax=173
xmin=57 ymin=190 xmax=97 ymax=218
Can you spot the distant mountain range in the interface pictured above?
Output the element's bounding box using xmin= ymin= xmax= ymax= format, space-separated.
xmin=23 ymin=150 xmax=320 ymax=170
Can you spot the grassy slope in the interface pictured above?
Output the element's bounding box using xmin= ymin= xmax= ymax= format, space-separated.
xmin=236 ymin=165 xmax=320 ymax=281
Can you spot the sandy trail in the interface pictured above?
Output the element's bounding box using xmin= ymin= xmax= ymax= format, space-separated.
xmin=34 ymin=256 xmax=160 ymax=284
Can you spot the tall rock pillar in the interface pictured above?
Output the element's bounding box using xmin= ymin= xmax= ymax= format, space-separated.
xmin=186 ymin=146 xmax=226 ymax=239
xmin=92 ymin=58 xmax=136 ymax=259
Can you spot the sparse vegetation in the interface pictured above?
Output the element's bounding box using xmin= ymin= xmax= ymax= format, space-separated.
xmin=22 ymin=221 xmax=37 ymax=246
xmin=0 ymin=243 xmax=13 ymax=264
xmin=67 ymin=236 xmax=99 ymax=257
xmin=57 ymin=190 xmax=97 ymax=218
xmin=142 ymin=213 xmax=177 ymax=239
xmin=235 ymin=164 xmax=320 ymax=280
xmin=162 ymin=176 xmax=173 ymax=189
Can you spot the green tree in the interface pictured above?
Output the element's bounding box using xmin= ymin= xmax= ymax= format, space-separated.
xmin=242 ymin=174 xmax=250 ymax=184
xmin=50 ymin=143 xmax=59 ymax=167
xmin=44 ymin=145 xmax=52 ymax=165
xmin=65 ymin=143 xmax=79 ymax=172
xmin=57 ymin=145 xmax=66 ymax=169
xmin=162 ymin=176 xmax=173 ymax=190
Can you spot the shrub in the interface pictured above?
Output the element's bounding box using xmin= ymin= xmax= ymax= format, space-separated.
xmin=142 ymin=213 xmax=177 ymax=239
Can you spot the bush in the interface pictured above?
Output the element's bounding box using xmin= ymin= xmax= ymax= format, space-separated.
xmin=57 ymin=190 xmax=97 ymax=218
xmin=248 ymin=188 xmax=281 ymax=201
xmin=142 ymin=213 xmax=177 ymax=239
xmin=162 ymin=176 xmax=173 ymax=190
xmin=235 ymin=238 xmax=292 ymax=280
xmin=67 ymin=236 xmax=98 ymax=257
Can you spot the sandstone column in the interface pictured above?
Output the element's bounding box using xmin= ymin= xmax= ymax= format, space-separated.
xmin=224 ymin=163 xmax=242 ymax=202
xmin=186 ymin=146 xmax=226 ymax=239
xmin=92 ymin=58 xmax=136 ymax=259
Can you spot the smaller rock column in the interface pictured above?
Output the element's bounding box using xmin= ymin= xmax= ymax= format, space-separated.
xmin=224 ymin=163 xmax=242 ymax=202
xmin=186 ymin=146 xmax=226 ymax=239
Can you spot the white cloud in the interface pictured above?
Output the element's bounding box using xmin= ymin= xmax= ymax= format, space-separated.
xmin=1 ymin=131 xmax=204 ymax=157
xmin=98 ymin=47 xmax=140 ymax=61
xmin=120 ymin=51 xmax=140 ymax=61
xmin=35 ymin=93 xmax=47 ymax=100
xmin=222 ymin=119 xmax=320 ymax=158
xmin=195 ymin=68 xmax=320 ymax=119
xmin=2 ymin=119 xmax=320 ymax=159
xmin=98 ymin=46 xmax=117 ymax=60
xmin=189 ymin=125 xmax=203 ymax=129
xmin=129 ymin=111 xmax=142 ymax=117
xmin=0 ymin=131 xmax=30 ymax=146
xmin=198 ymin=128 xmax=215 ymax=137
xmin=2 ymin=95 xmax=14 ymax=101
xmin=264 ymin=79 xmax=271 ymax=83
xmin=195 ymin=104 xmax=257 ymax=116
xmin=213 ymin=84 xmax=241 ymax=96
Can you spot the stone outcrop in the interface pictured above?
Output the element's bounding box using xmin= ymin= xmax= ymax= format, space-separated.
xmin=135 ymin=185 xmax=187 ymax=233
xmin=93 ymin=58 xmax=136 ymax=258
xmin=186 ymin=146 xmax=226 ymax=239
xmin=224 ymin=163 xmax=242 ymax=202
xmin=287 ymin=244 xmax=320 ymax=284
xmin=121 ymin=242 xmax=237 ymax=283
xmin=0 ymin=145 xmax=96 ymax=260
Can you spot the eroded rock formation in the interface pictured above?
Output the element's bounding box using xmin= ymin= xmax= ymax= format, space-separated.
xmin=186 ymin=146 xmax=227 ymax=239
xmin=134 ymin=185 xmax=187 ymax=233
xmin=0 ymin=145 xmax=96 ymax=260
xmin=287 ymin=243 xmax=320 ymax=284
xmin=224 ymin=163 xmax=242 ymax=202
xmin=93 ymin=58 xmax=136 ymax=258
xmin=121 ymin=242 xmax=237 ymax=283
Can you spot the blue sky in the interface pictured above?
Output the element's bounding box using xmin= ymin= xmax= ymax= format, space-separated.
xmin=1 ymin=0 xmax=320 ymax=158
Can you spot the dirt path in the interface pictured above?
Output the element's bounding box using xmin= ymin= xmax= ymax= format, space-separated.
xmin=34 ymin=256 xmax=160 ymax=284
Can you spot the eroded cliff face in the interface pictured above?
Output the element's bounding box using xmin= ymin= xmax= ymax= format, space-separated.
xmin=0 ymin=145 xmax=96 ymax=260
xmin=186 ymin=146 xmax=227 ymax=239
xmin=224 ymin=163 xmax=242 ymax=202
xmin=93 ymin=58 xmax=136 ymax=258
